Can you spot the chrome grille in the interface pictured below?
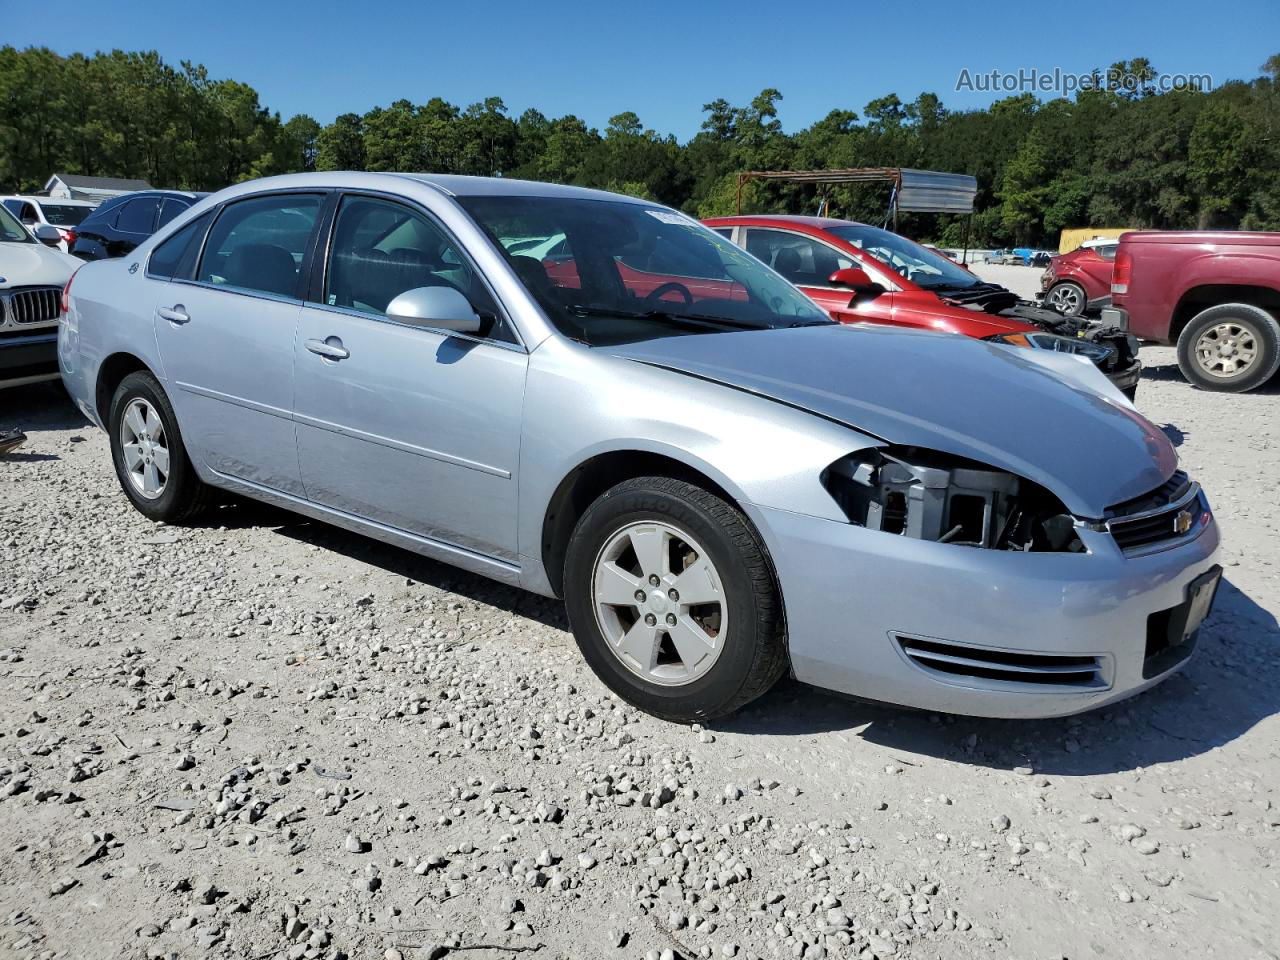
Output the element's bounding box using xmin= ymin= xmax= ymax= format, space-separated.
xmin=1108 ymin=470 xmax=1190 ymax=516
xmin=1106 ymin=477 xmax=1205 ymax=553
xmin=896 ymin=634 xmax=1106 ymax=688
xmin=1 ymin=286 xmax=61 ymax=326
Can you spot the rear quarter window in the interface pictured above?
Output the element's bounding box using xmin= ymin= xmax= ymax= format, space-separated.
xmin=148 ymin=212 xmax=214 ymax=280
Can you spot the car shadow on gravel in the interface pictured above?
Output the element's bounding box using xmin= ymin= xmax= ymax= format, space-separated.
xmin=200 ymin=495 xmax=1280 ymax=775
xmin=0 ymin=382 xmax=88 ymax=428
xmin=718 ymin=577 xmax=1280 ymax=776
xmin=1140 ymin=358 xmax=1280 ymax=395
xmin=205 ymin=499 xmax=570 ymax=631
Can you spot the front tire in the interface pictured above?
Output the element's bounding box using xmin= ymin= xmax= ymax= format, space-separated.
xmin=563 ymin=477 xmax=787 ymax=722
xmin=108 ymin=371 xmax=213 ymax=523
xmin=1176 ymin=303 xmax=1280 ymax=393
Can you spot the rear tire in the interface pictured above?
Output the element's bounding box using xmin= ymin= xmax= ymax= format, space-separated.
xmin=108 ymin=371 xmax=214 ymax=523
xmin=1046 ymin=281 xmax=1087 ymax=317
xmin=563 ymin=476 xmax=787 ymax=722
xmin=1176 ymin=303 xmax=1280 ymax=393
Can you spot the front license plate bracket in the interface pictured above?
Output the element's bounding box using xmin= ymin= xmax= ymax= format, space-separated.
xmin=1142 ymin=565 xmax=1221 ymax=679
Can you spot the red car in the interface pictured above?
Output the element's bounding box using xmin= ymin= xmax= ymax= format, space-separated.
xmin=1039 ymin=239 xmax=1118 ymax=317
xmin=704 ymin=215 xmax=1141 ymax=398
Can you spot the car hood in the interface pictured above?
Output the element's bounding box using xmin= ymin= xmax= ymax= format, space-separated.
xmin=0 ymin=241 xmax=78 ymax=288
xmin=892 ymin=289 xmax=1037 ymax=336
xmin=608 ymin=324 xmax=1175 ymax=518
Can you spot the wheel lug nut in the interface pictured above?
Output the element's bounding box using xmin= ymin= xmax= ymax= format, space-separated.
xmin=634 ymin=590 xmax=646 ymax=603
xmin=668 ymin=589 xmax=679 ymax=602
xmin=648 ymin=575 xmax=660 ymax=586
xmin=644 ymin=613 xmax=657 ymax=627
xmin=665 ymin=613 xmax=676 ymax=626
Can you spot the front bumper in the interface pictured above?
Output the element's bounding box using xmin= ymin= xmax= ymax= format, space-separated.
xmin=748 ymin=502 xmax=1220 ymax=718
xmin=1105 ymin=357 xmax=1142 ymax=399
xmin=0 ymin=330 xmax=59 ymax=387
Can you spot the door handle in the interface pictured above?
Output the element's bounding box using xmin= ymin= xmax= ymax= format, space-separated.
xmin=305 ymin=337 xmax=350 ymax=360
xmin=157 ymin=304 xmax=190 ymax=325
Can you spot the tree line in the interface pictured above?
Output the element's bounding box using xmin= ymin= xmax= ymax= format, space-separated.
xmin=2 ymin=46 xmax=1278 ymax=247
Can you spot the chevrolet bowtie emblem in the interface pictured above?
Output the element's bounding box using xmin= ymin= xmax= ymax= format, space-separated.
xmin=1174 ymin=509 xmax=1194 ymax=535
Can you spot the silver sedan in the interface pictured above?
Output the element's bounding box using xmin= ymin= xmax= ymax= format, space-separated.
xmin=59 ymin=173 xmax=1221 ymax=721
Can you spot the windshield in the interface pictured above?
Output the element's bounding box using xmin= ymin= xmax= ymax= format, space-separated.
xmin=458 ymin=195 xmax=831 ymax=345
xmin=39 ymin=203 xmax=91 ymax=226
xmin=827 ymin=224 xmax=978 ymax=291
xmin=0 ymin=203 xmax=33 ymax=243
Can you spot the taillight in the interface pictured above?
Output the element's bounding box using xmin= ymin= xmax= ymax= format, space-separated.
xmin=62 ymin=228 xmax=77 ymax=247
xmin=61 ymin=267 xmax=80 ymax=315
xmin=1111 ymin=249 xmax=1131 ymax=295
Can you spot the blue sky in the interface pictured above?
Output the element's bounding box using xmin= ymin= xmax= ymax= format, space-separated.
xmin=9 ymin=0 xmax=1279 ymax=139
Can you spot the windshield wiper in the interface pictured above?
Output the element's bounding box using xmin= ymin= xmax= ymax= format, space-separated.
xmin=566 ymin=303 xmax=762 ymax=331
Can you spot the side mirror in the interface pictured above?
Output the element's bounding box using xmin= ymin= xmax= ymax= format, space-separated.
xmin=828 ymin=267 xmax=878 ymax=291
xmin=385 ymin=285 xmax=481 ymax=335
xmin=33 ymin=223 xmax=62 ymax=247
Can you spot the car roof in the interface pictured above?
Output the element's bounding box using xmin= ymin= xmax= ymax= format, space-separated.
xmin=704 ymin=214 xmax=873 ymax=230
xmin=193 ymin=171 xmax=656 ymax=207
xmin=106 ymin=189 xmax=208 ymax=200
xmin=400 ymin=173 xmax=647 ymax=202
xmin=1 ymin=195 xmax=97 ymax=205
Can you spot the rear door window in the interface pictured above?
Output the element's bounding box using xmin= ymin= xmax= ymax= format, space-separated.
xmin=116 ymin=198 xmax=161 ymax=234
xmin=197 ymin=193 xmax=322 ymax=298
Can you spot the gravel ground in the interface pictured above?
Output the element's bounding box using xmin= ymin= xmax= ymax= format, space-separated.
xmin=2 ymin=324 xmax=1278 ymax=960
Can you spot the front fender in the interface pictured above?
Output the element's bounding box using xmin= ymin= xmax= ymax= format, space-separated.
xmin=516 ymin=338 xmax=877 ymax=592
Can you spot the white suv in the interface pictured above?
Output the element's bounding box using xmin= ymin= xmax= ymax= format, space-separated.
xmin=0 ymin=202 xmax=79 ymax=389
xmin=1 ymin=196 xmax=97 ymax=254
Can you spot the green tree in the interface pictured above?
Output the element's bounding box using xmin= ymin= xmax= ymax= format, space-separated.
xmin=316 ymin=113 xmax=366 ymax=171
xmin=998 ymin=127 xmax=1052 ymax=242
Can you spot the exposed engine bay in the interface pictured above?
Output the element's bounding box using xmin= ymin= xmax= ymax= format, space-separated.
xmin=823 ymin=445 xmax=1085 ymax=552
xmin=941 ymin=282 xmax=1141 ymax=382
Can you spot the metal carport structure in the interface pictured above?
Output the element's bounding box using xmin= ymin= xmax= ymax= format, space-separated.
xmin=734 ymin=167 xmax=979 ymax=254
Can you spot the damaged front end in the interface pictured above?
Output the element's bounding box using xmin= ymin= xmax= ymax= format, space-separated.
xmin=822 ymin=446 xmax=1085 ymax=553
xmin=943 ymin=285 xmax=1142 ymax=399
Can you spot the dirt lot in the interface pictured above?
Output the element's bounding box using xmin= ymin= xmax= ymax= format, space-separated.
xmin=2 ymin=332 xmax=1278 ymax=960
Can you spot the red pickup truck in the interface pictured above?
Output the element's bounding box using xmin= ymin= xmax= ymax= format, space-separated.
xmin=1104 ymin=231 xmax=1280 ymax=393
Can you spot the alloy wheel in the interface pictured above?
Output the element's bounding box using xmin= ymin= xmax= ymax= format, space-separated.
xmin=591 ymin=520 xmax=727 ymax=687
xmin=1194 ymin=321 xmax=1258 ymax=379
xmin=119 ymin=398 xmax=170 ymax=499
xmin=1047 ymin=284 xmax=1083 ymax=315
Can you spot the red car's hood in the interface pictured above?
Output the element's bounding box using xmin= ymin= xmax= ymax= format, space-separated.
xmin=893 ymin=289 xmax=1038 ymax=336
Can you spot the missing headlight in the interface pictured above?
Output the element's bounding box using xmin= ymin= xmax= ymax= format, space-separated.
xmin=822 ymin=446 xmax=1084 ymax=552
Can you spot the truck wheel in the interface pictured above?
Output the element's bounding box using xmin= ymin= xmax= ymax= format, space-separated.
xmin=108 ymin=371 xmax=214 ymax=523
xmin=1045 ymin=281 xmax=1087 ymax=317
xmin=1176 ymin=303 xmax=1280 ymax=393
xmin=563 ymin=476 xmax=787 ymax=722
